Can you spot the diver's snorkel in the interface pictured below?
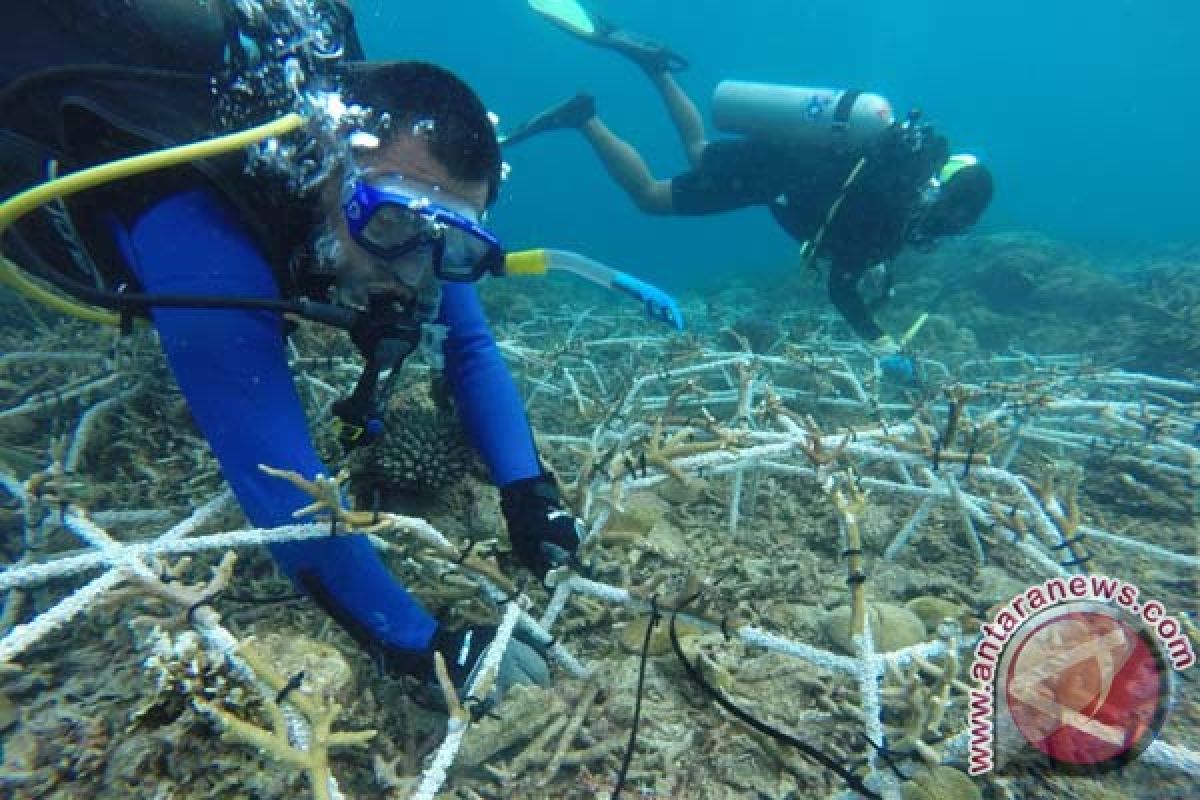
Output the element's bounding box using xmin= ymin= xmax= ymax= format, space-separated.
xmin=506 ymin=248 xmax=685 ymax=330
xmin=319 ymin=247 xmax=687 ymax=444
xmin=0 ymin=111 xmax=685 ymax=450
xmin=316 ymin=247 xmax=688 ymax=446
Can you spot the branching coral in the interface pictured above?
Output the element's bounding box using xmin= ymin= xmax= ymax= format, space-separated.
xmin=2 ymin=288 xmax=1199 ymax=800
xmin=194 ymin=637 xmax=375 ymax=800
xmin=260 ymin=465 xmax=520 ymax=598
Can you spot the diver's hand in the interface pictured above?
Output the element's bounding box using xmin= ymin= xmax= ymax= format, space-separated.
xmin=500 ymin=474 xmax=583 ymax=580
xmin=428 ymin=624 xmax=550 ymax=706
xmin=612 ymin=274 xmax=686 ymax=330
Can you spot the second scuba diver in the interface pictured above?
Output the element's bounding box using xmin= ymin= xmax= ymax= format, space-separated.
xmin=506 ymin=0 xmax=995 ymax=378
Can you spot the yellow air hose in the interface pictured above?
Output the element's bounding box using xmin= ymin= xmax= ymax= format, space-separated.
xmin=899 ymin=311 xmax=930 ymax=347
xmin=0 ymin=116 xmax=686 ymax=330
xmin=0 ymin=112 xmax=305 ymax=325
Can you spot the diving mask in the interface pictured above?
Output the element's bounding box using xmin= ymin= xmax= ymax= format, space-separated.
xmin=341 ymin=173 xmax=506 ymax=282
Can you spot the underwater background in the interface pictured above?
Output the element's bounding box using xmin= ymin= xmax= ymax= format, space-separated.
xmin=2 ymin=3 xmax=1199 ymax=799
xmin=356 ymin=0 xmax=1199 ymax=288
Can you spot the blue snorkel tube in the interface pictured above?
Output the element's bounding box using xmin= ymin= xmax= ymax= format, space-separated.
xmin=505 ymin=248 xmax=685 ymax=330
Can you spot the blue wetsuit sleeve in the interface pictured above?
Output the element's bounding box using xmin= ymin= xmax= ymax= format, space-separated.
xmin=437 ymin=282 xmax=541 ymax=486
xmin=114 ymin=188 xmax=436 ymax=654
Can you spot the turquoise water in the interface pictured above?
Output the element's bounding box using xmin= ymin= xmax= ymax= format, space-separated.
xmin=354 ymin=0 xmax=1199 ymax=286
xmin=2 ymin=4 xmax=1197 ymax=799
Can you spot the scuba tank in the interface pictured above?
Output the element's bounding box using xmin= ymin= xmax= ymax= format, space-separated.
xmin=712 ymin=80 xmax=894 ymax=152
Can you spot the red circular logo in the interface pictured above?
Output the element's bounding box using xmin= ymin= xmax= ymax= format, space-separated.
xmin=1004 ymin=608 xmax=1168 ymax=771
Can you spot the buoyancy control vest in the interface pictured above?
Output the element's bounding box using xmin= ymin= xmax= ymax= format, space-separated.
xmin=0 ymin=1 xmax=362 ymax=299
xmin=762 ymin=121 xmax=951 ymax=270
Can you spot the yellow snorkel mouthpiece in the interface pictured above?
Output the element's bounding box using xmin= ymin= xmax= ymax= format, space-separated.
xmin=504 ymin=248 xmax=552 ymax=276
xmin=0 ymin=112 xmax=686 ymax=333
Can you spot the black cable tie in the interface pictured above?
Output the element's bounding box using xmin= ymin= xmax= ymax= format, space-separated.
xmin=275 ymin=671 xmax=306 ymax=705
xmin=931 ymin=437 xmax=943 ymax=471
xmin=612 ymin=593 xmax=661 ymax=800
xmin=962 ymin=429 xmax=981 ymax=479
xmin=860 ymin=734 xmax=911 ymax=781
xmin=455 ymin=540 xmax=478 ymax=565
xmin=1049 ymin=534 xmax=1087 ymax=550
xmin=463 ymin=695 xmax=488 ymax=721
xmin=185 ymin=600 xmax=208 ymax=624
xmin=846 ymin=572 xmax=867 ymax=586
xmin=666 ymin=596 xmax=881 ymax=800
xmin=623 ymin=455 xmax=638 ymax=477
xmin=841 ymin=548 xmax=864 ymax=558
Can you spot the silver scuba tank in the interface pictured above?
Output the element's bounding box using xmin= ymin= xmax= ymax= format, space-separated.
xmin=712 ymin=80 xmax=895 ymax=151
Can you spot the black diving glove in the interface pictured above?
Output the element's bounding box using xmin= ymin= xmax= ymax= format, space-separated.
xmin=500 ymin=474 xmax=583 ymax=580
xmin=425 ymin=624 xmax=550 ymax=704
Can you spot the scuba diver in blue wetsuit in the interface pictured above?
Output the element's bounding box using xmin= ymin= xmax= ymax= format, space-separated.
xmin=0 ymin=1 xmax=657 ymax=696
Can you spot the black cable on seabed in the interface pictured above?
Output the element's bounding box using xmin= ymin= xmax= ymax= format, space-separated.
xmin=610 ymin=595 xmax=662 ymax=799
xmin=666 ymin=594 xmax=884 ymax=800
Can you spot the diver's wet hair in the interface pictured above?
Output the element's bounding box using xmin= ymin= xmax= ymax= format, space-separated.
xmin=340 ymin=61 xmax=503 ymax=206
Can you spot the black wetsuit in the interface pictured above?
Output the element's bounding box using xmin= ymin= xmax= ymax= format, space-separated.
xmin=671 ymin=129 xmax=949 ymax=340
